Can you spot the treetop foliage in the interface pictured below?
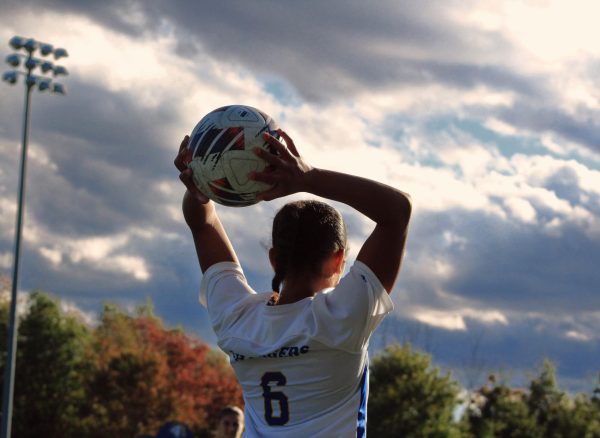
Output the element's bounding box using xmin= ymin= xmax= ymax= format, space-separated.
xmin=0 ymin=290 xmax=242 ymax=438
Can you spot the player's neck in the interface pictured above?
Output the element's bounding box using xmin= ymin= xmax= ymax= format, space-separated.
xmin=277 ymin=275 xmax=337 ymax=305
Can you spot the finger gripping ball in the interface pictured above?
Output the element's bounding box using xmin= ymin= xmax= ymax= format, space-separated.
xmin=187 ymin=105 xmax=280 ymax=206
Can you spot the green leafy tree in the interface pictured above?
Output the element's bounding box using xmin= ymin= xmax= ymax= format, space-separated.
xmin=464 ymin=375 xmax=541 ymax=438
xmin=4 ymin=292 xmax=92 ymax=438
xmin=368 ymin=343 xmax=461 ymax=437
xmin=563 ymin=393 xmax=600 ymax=438
xmin=464 ymin=363 xmax=600 ymax=438
xmin=526 ymin=361 xmax=600 ymax=438
xmin=1 ymin=291 xmax=243 ymax=437
xmin=527 ymin=360 xmax=564 ymax=436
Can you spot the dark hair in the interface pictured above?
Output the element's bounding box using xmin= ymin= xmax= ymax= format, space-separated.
xmin=271 ymin=200 xmax=347 ymax=292
xmin=218 ymin=405 xmax=243 ymax=420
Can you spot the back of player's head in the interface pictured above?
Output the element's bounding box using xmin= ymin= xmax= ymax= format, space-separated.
xmin=271 ymin=200 xmax=347 ymax=292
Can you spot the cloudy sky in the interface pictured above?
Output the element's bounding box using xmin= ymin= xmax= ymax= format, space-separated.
xmin=1 ymin=0 xmax=598 ymax=392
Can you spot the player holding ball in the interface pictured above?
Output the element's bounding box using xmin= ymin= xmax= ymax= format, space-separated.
xmin=175 ymin=123 xmax=411 ymax=437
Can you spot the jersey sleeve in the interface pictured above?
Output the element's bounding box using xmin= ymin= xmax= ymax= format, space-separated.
xmin=312 ymin=260 xmax=394 ymax=352
xmin=199 ymin=261 xmax=255 ymax=336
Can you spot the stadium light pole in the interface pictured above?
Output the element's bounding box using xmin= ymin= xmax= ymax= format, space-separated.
xmin=1 ymin=36 xmax=68 ymax=438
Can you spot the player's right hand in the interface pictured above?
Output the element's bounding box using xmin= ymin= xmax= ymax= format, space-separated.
xmin=174 ymin=135 xmax=209 ymax=204
xmin=250 ymin=129 xmax=313 ymax=201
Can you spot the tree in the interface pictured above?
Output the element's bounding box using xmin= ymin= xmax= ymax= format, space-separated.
xmin=564 ymin=393 xmax=600 ymax=438
xmin=1 ymin=291 xmax=244 ymax=437
xmin=5 ymin=292 xmax=92 ymax=438
xmin=464 ymin=363 xmax=600 ymax=438
xmin=80 ymin=351 xmax=169 ymax=437
xmin=368 ymin=343 xmax=461 ymax=437
xmin=526 ymin=360 xmax=565 ymax=437
xmin=526 ymin=361 xmax=600 ymax=438
xmin=81 ymin=303 xmax=243 ymax=437
xmin=464 ymin=375 xmax=541 ymax=438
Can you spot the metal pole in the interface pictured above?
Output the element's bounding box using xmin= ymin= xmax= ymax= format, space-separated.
xmin=1 ymin=55 xmax=33 ymax=438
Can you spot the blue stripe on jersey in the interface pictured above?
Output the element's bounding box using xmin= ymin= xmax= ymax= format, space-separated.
xmin=356 ymin=365 xmax=368 ymax=438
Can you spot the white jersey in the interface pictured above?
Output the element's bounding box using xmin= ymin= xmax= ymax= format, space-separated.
xmin=200 ymin=260 xmax=393 ymax=438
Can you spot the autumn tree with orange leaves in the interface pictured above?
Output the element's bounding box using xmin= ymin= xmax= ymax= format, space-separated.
xmin=82 ymin=303 xmax=243 ymax=437
xmin=0 ymin=288 xmax=242 ymax=438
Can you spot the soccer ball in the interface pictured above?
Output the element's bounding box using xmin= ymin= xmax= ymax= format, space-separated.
xmin=187 ymin=105 xmax=280 ymax=207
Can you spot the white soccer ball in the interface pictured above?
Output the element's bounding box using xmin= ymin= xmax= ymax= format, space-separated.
xmin=187 ymin=105 xmax=280 ymax=207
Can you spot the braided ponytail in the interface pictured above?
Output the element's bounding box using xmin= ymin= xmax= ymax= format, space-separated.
xmin=271 ymin=204 xmax=301 ymax=293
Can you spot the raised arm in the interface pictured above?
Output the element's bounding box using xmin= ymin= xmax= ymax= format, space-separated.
xmin=252 ymin=131 xmax=411 ymax=293
xmin=174 ymin=136 xmax=238 ymax=273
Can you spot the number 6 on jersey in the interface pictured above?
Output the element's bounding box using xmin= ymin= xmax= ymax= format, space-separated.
xmin=261 ymin=372 xmax=290 ymax=426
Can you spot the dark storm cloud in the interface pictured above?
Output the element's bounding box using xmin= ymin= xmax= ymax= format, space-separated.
xmin=371 ymin=314 xmax=599 ymax=392
xmin=405 ymin=209 xmax=600 ymax=314
xmin=496 ymin=100 xmax=600 ymax=154
xmin=448 ymin=222 xmax=600 ymax=312
xmin=8 ymin=0 xmax=576 ymax=152
xmin=1 ymin=77 xmax=180 ymax=236
xmin=421 ymin=61 xmax=543 ymax=97
xmin=3 ymin=0 xmax=147 ymax=38
xmin=5 ymin=0 xmax=532 ymax=101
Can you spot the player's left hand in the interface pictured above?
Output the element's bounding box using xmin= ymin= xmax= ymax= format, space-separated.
xmin=174 ymin=135 xmax=209 ymax=203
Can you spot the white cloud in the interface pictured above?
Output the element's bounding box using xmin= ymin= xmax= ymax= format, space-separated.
xmin=440 ymin=143 xmax=498 ymax=179
xmin=60 ymin=299 xmax=99 ymax=326
xmin=519 ymin=311 xmax=600 ymax=343
xmin=412 ymin=307 xmax=509 ymax=330
xmin=501 ymin=0 xmax=600 ymax=63
xmin=39 ymin=246 xmax=62 ymax=265
xmin=0 ymin=252 xmax=12 ymax=269
xmin=63 ymin=234 xmax=150 ymax=281
xmin=108 ymin=255 xmax=150 ymax=281
xmin=25 ymin=224 xmax=152 ymax=282
xmin=565 ymin=330 xmax=591 ymax=342
xmin=484 ymin=118 xmax=518 ymax=136
xmin=464 ymin=309 xmax=508 ymax=325
xmin=0 ymin=198 xmax=16 ymax=240
xmin=29 ymin=144 xmax=58 ymax=171
xmin=504 ymin=197 xmax=537 ymax=224
xmin=414 ymin=308 xmax=467 ymax=331
xmin=68 ymin=235 xmax=128 ymax=263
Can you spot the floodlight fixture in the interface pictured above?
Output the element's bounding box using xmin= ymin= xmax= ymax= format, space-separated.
xmin=53 ymin=65 xmax=68 ymax=76
xmin=9 ymin=36 xmax=25 ymax=50
xmin=53 ymin=48 xmax=68 ymax=59
xmin=41 ymin=61 xmax=54 ymax=73
xmin=25 ymin=57 xmax=38 ymax=70
xmin=1 ymin=35 xmax=69 ymax=438
xmin=40 ymin=43 xmax=53 ymax=56
xmin=52 ymin=83 xmax=66 ymax=94
xmin=2 ymin=71 xmax=18 ymax=84
xmin=38 ymin=80 xmax=51 ymax=91
xmin=5 ymin=54 xmax=20 ymax=67
xmin=23 ymin=38 xmax=37 ymax=53
xmin=25 ymin=75 xmax=38 ymax=87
